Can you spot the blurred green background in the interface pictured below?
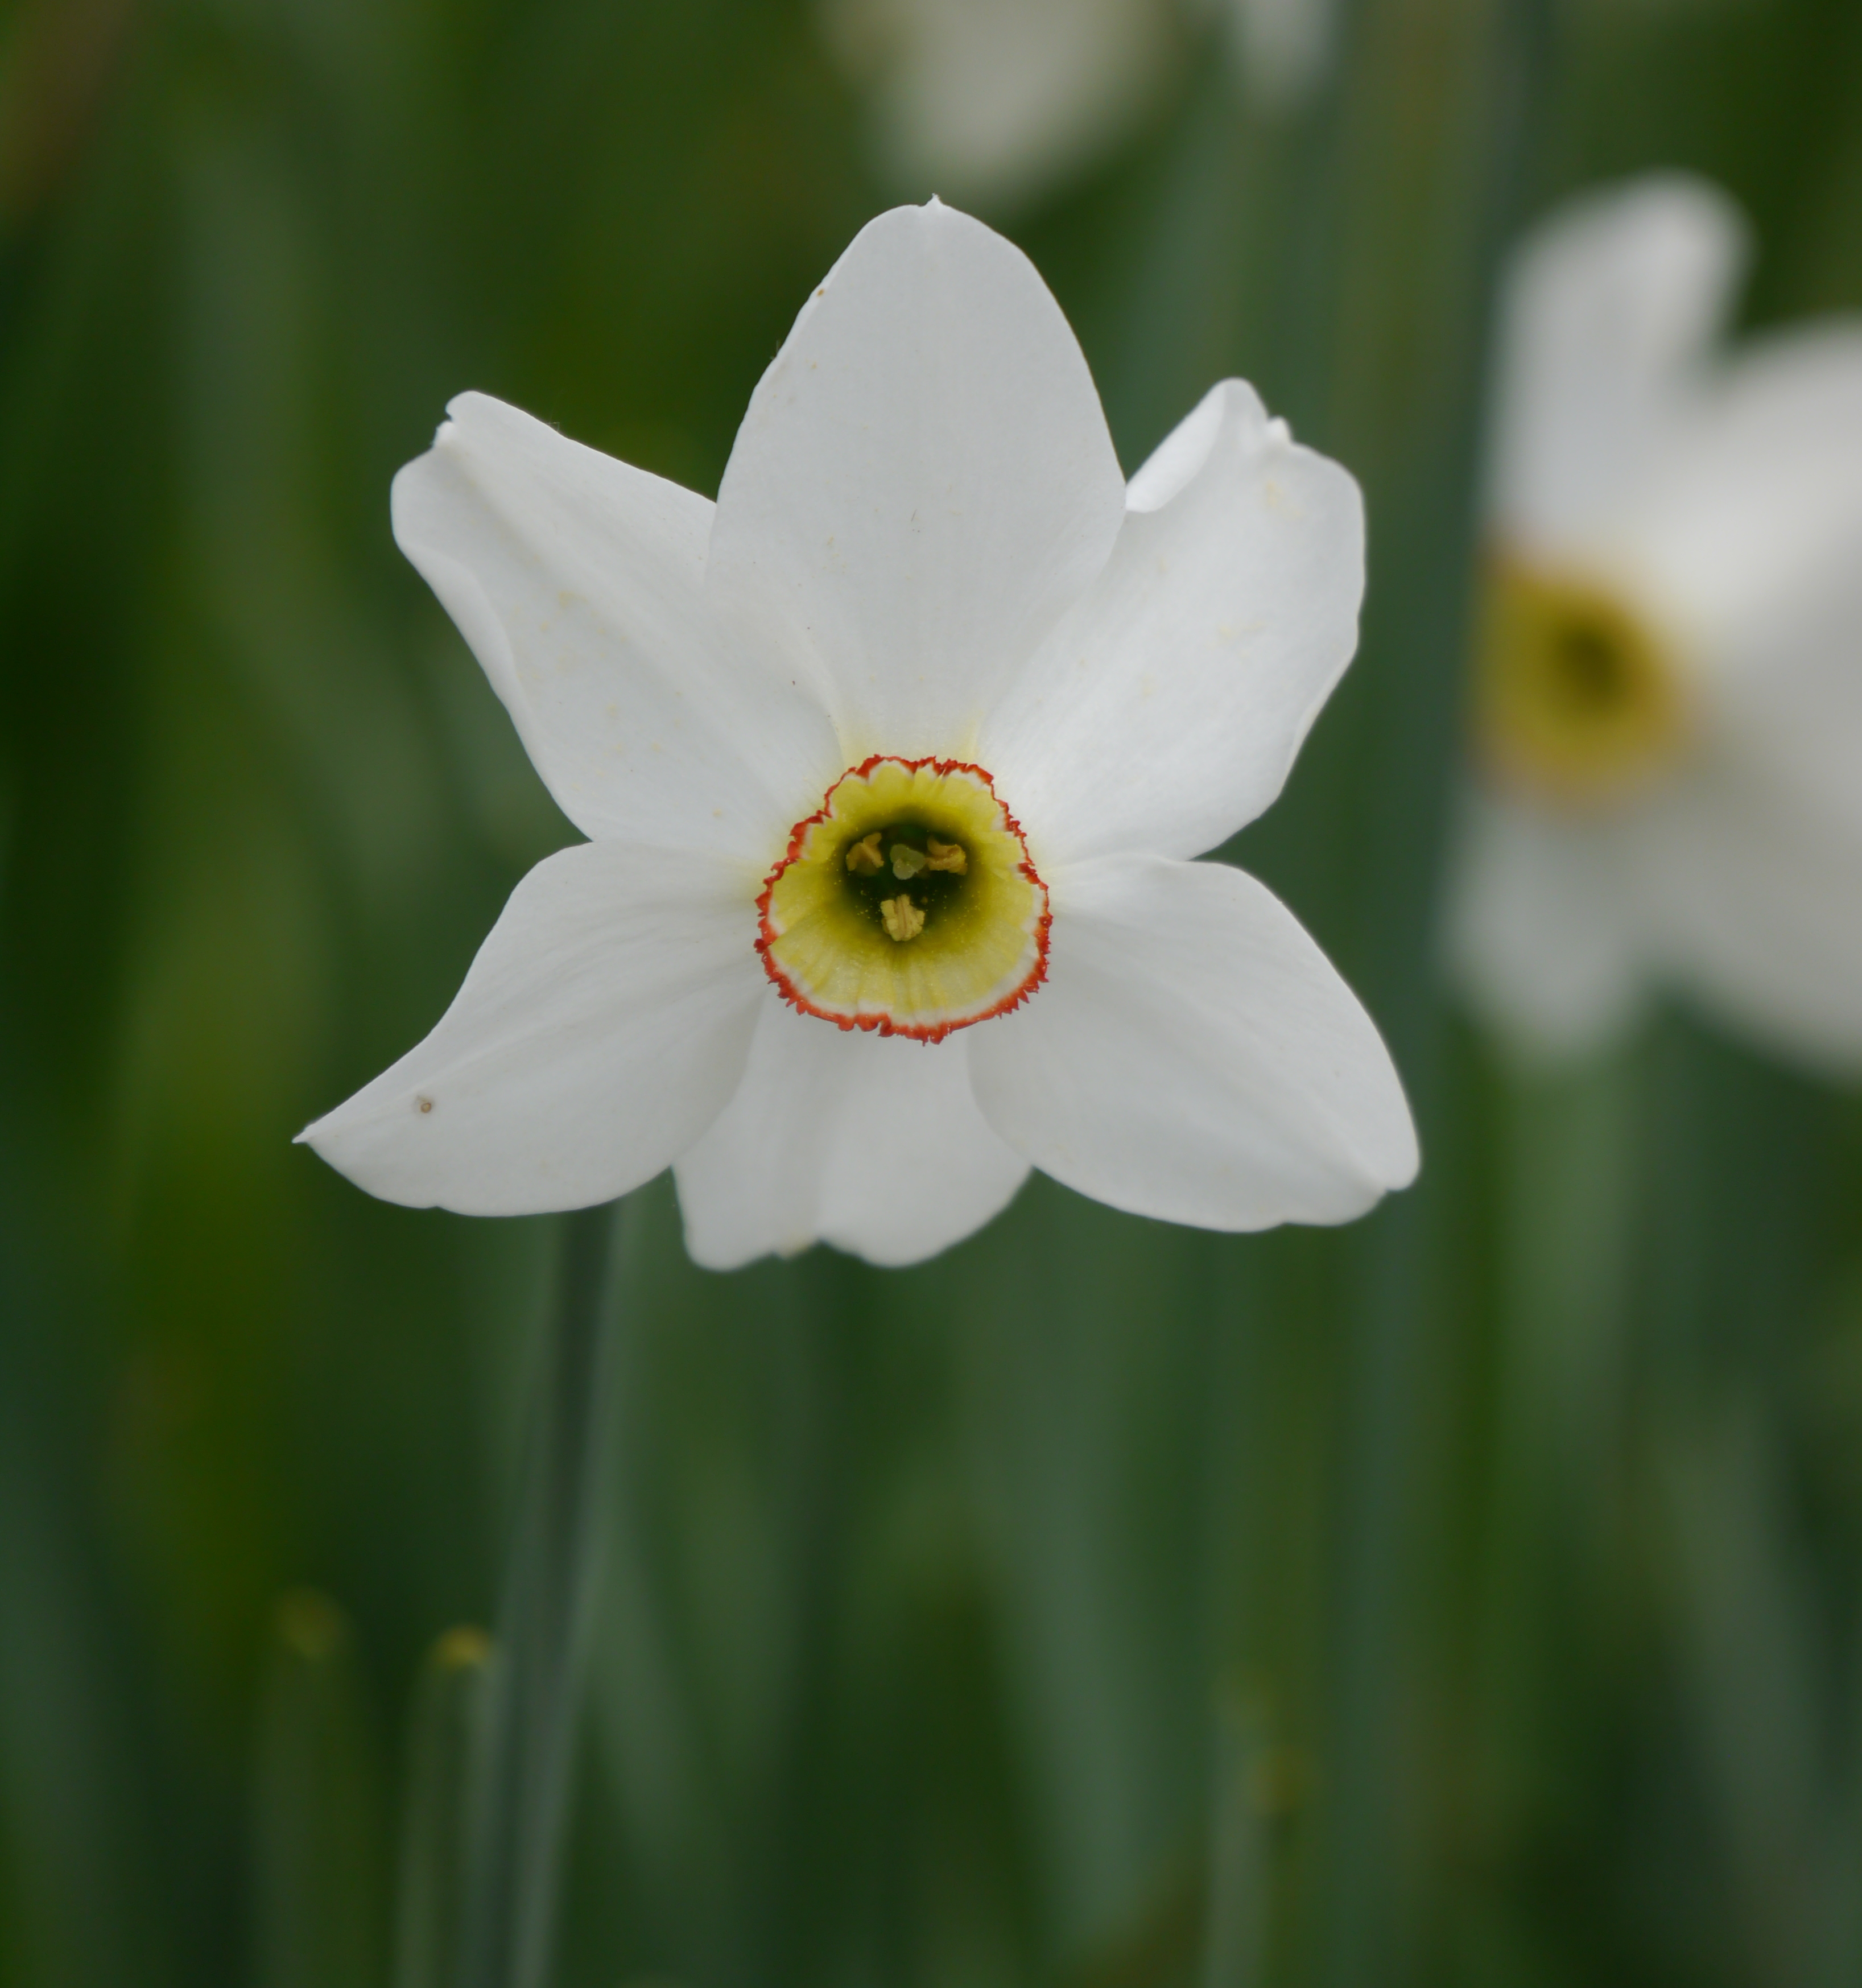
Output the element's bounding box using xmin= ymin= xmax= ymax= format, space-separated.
xmin=5 ymin=0 xmax=1862 ymax=1983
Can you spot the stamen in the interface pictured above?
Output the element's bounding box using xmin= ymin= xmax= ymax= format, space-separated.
xmin=845 ymin=831 xmax=884 ymax=875
xmin=924 ymin=838 xmax=967 ymax=874
xmin=890 ymin=844 xmax=928 ymax=879
xmin=880 ymin=895 xmax=926 ymax=942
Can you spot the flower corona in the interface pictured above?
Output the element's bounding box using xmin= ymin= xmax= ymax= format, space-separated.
xmin=1475 ymin=556 xmax=1689 ymax=805
xmin=757 ymin=756 xmax=1050 ymax=1040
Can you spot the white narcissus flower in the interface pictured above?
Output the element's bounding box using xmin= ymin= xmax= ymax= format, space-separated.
xmin=1221 ymin=0 xmax=1336 ymax=110
xmin=818 ymin=0 xmax=1180 ymax=208
xmin=1445 ymin=176 xmax=1862 ymax=1071
xmin=299 ymin=201 xmax=1416 ymax=1269
xmin=818 ymin=0 xmax=1335 ymax=209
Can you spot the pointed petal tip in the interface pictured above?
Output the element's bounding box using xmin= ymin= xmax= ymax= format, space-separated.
xmin=674 ymin=1004 xmax=1027 ymax=1269
xmin=1298 ymin=1050 xmax=1421 ymax=1216
xmin=1603 ymin=170 xmax=1749 ymax=251
xmin=440 ymin=387 xmax=498 ymax=424
xmin=292 ymin=1093 xmax=360 ymax=1152
xmin=1124 ymin=376 xmax=1341 ymax=516
xmin=967 ymin=856 xmax=1419 ymax=1235
xmin=1520 ymin=171 xmax=1750 ymax=288
xmin=843 ymin=195 xmax=1006 ymax=266
xmin=1382 ymin=1118 xmax=1423 ymax=1194
xmin=679 ymin=1225 xmax=791 ymax=1275
xmin=711 ymin=187 xmax=1122 ymax=756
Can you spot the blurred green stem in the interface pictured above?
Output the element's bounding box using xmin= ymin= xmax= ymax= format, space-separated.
xmin=1470 ymin=1050 xmax=1637 ymax=1836
xmin=394 ymin=1627 xmax=491 ymax=1988
xmin=1320 ymin=0 xmax=1559 ymax=1975
xmin=461 ymin=1200 xmax=627 ymax=1988
xmin=254 ymin=1591 xmax=386 ymax=1988
xmin=1202 ymin=1693 xmax=1274 ymax=1988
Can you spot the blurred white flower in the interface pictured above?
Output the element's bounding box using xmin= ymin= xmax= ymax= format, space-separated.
xmin=299 ymin=202 xmax=1415 ymax=1268
xmin=818 ymin=0 xmax=1335 ymax=209
xmin=818 ymin=0 xmax=1178 ymax=207
xmin=1223 ymin=0 xmax=1336 ymax=108
xmin=1446 ymin=174 xmax=1862 ymax=1070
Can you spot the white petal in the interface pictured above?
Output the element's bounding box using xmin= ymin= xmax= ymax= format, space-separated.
xmin=674 ymin=994 xmax=1029 ymax=1269
xmin=705 ymin=202 xmax=1127 ymax=760
xmin=966 ymin=854 xmax=1417 ymax=1230
xmin=1633 ymin=327 xmax=1862 ymax=645
xmin=1440 ymin=786 xmax=1648 ymax=1059
xmin=979 ymin=380 xmax=1364 ymax=865
xmin=1628 ymin=764 xmax=1862 ymax=1074
xmin=1712 ymin=570 xmax=1862 ymax=851
xmin=393 ymin=392 xmax=841 ymax=860
xmin=1488 ymin=174 xmax=1748 ymax=556
xmin=298 ymin=843 xmax=764 ymax=1214
xmin=1621 ymin=328 xmax=1862 ymax=840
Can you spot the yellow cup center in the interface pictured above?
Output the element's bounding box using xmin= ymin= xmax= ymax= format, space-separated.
xmin=1476 ymin=556 xmax=1688 ymax=804
xmin=758 ymin=756 xmax=1049 ymax=1041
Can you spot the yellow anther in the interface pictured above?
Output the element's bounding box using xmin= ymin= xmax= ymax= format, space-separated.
xmin=890 ymin=843 xmax=928 ymax=879
xmin=880 ymin=895 xmax=925 ymax=942
xmin=845 ymin=831 xmax=884 ymax=875
xmin=924 ymin=837 xmax=968 ymax=874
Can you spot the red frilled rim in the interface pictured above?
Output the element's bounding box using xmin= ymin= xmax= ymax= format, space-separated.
xmin=755 ymin=753 xmax=1051 ymax=1044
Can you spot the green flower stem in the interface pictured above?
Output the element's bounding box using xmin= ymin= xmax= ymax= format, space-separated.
xmin=1202 ymin=1693 xmax=1274 ymax=1988
xmin=1318 ymin=0 xmax=1560 ymax=1971
xmin=1469 ymin=1051 xmax=1638 ymax=1829
xmin=394 ymin=1627 xmax=492 ymax=1988
xmin=461 ymin=1199 xmax=627 ymax=1988
xmin=254 ymin=1591 xmax=386 ymax=1988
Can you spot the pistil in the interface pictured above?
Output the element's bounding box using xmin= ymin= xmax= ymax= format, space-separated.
xmin=880 ymin=896 xmax=926 ymax=941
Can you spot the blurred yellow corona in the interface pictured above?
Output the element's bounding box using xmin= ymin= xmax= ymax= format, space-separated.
xmin=1475 ymin=558 xmax=1687 ymax=803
